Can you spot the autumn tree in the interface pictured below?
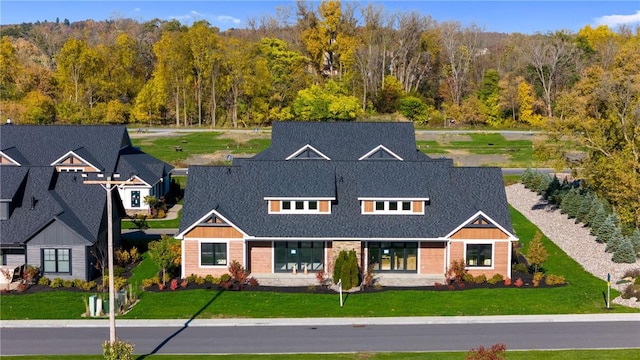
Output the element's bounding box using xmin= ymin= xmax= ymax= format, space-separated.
xmin=148 ymin=235 xmax=181 ymax=285
xmin=527 ymin=231 xmax=548 ymax=273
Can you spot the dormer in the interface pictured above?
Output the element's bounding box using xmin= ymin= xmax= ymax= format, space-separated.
xmin=0 ymin=150 xmax=21 ymax=166
xmin=286 ymin=145 xmax=331 ymax=161
xmin=358 ymin=145 xmax=403 ymax=161
xmin=266 ymin=197 xmax=334 ymax=214
xmin=359 ymin=197 xmax=429 ymax=215
xmin=51 ymin=150 xmax=100 ymax=172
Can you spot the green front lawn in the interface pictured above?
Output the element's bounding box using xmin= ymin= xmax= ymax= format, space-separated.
xmin=1 ymin=206 xmax=638 ymax=321
xmin=7 ymin=349 xmax=640 ymax=360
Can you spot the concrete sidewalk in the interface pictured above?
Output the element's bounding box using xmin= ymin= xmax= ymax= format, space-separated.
xmin=2 ymin=313 xmax=639 ymax=328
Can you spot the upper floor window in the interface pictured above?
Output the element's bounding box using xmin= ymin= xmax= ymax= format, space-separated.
xmin=267 ymin=198 xmax=332 ymax=214
xmin=361 ymin=198 xmax=427 ymax=215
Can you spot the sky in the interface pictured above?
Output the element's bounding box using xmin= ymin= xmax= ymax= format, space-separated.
xmin=1 ymin=0 xmax=639 ymax=34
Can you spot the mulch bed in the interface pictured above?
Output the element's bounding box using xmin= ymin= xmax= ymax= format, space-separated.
xmin=2 ymin=270 xmax=564 ymax=296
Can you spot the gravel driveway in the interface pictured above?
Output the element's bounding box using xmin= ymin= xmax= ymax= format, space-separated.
xmin=505 ymin=183 xmax=639 ymax=309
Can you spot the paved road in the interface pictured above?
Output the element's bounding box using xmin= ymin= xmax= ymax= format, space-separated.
xmin=2 ymin=315 xmax=638 ymax=355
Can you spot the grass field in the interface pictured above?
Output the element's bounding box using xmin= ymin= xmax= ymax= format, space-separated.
xmin=7 ymin=349 xmax=640 ymax=360
xmin=2 ymin=207 xmax=638 ymax=321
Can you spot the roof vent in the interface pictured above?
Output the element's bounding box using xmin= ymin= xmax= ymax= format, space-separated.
xmin=6 ymin=118 xmax=12 ymax=125
xmin=30 ymin=196 xmax=36 ymax=210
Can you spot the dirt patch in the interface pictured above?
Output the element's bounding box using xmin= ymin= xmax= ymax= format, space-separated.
xmin=415 ymin=133 xmax=472 ymax=142
xmin=185 ymin=152 xmax=256 ymax=165
xmin=425 ymin=149 xmax=508 ymax=167
xmin=216 ymin=130 xmax=271 ymax=143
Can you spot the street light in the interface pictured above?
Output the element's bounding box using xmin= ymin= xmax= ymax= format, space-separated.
xmin=83 ymin=173 xmax=132 ymax=344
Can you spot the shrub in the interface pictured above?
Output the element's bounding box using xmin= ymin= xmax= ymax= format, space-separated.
xmin=487 ymin=274 xmax=504 ymax=285
xmin=463 ymin=273 xmax=475 ymax=283
xmin=50 ymin=277 xmax=64 ymax=288
xmin=180 ymin=279 xmax=188 ymax=288
xmin=115 ymin=248 xmax=130 ymax=266
xmin=532 ymin=272 xmax=544 ymax=287
xmin=194 ymin=276 xmax=205 ymax=285
xmin=545 ymin=274 xmax=566 ymax=286
xmin=514 ymin=278 xmax=523 ymax=287
xmin=248 ymin=277 xmax=259 ymax=286
xmin=466 ymin=343 xmax=507 ymax=360
xmin=333 ymin=250 xmax=359 ymax=290
xmin=102 ymin=338 xmax=134 ymax=360
xmin=316 ymin=270 xmax=326 ymax=285
xmin=128 ymin=247 xmax=141 ymax=264
xmin=447 ymin=259 xmax=467 ymax=283
xmin=204 ymin=274 xmax=215 ymax=284
xmin=72 ymin=279 xmax=83 ymax=287
xmin=512 ymin=263 xmax=528 ymax=274
xmin=621 ymin=283 xmax=640 ymax=299
xmin=186 ymin=274 xmax=199 ymax=282
xmin=622 ymin=268 xmax=640 ymax=279
xmin=22 ymin=265 xmax=40 ymax=284
xmin=169 ymin=278 xmax=178 ymax=291
xmin=228 ymin=260 xmax=249 ymax=284
xmin=37 ymin=276 xmax=50 ymax=286
xmin=332 ymin=251 xmax=347 ymax=285
xmin=220 ymin=274 xmax=231 ymax=283
xmin=78 ymin=280 xmax=97 ymax=291
xmin=141 ymin=278 xmax=154 ymax=290
xmin=104 ymin=275 xmax=129 ymax=291
xmin=504 ymin=278 xmax=511 ymax=286
xmin=473 ymin=274 xmax=487 ymax=284
xmin=362 ymin=264 xmax=375 ymax=288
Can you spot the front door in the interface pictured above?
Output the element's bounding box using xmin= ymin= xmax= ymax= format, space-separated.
xmin=368 ymin=242 xmax=417 ymax=272
xmin=131 ymin=191 xmax=140 ymax=208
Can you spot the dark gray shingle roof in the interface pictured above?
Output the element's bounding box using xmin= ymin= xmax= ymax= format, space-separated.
xmin=179 ymin=160 xmax=513 ymax=240
xmin=254 ymin=122 xmax=430 ymax=161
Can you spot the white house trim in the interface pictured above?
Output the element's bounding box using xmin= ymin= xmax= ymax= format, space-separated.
xmin=0 ymin=151 xmax=21 ymax=166
xmin=358 ymin=144 xmax=403 ymax=161
xmin=285 ymin=144 xmax=331 ymax=161
xmin=50 ymin=151 xmax=101 ymax=172
xmin=444 ymin=211 xmax=518 ymax=240
xmin=175 ymin=209 xmax=250 ymax=239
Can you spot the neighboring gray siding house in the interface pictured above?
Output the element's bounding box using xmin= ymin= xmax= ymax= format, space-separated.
xmin=0 ymin=124 xmax=172 ymax=279
xmin=0 ymin=167 xmax=123 ymax=280
xmin=177 ymin=122 xmax=518 ymax=284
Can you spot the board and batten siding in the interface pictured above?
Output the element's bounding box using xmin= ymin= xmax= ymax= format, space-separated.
xmin=183 ymin=225 xmax=245 ymax=277
xmin=449 ymin=226 xmax=512 ymax=278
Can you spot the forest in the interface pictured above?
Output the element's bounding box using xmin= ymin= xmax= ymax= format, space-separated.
xmin=0 ymin=0 xmax=638 ymax=227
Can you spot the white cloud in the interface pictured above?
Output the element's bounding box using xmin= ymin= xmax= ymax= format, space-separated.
xmin=215 ymin=15 xmax=241 ymax=25
xmin=595 ymin=10 xmax=640 ymax=27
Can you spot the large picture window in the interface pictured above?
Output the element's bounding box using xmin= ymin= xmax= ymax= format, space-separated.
xmin=275 ymin=241 xmax=324 ymax=272
xmin=43 ymin=248 xmax=70 ymax=273
xmin=368 ymin=242 xmax=417 ymax=272
xmin=201 ymin=243 xmax=227 ymax=266
xmin=466 ymin=244 xmax=493 ymax=267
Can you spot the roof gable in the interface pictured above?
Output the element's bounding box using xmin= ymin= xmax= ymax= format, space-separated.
xmin=285 ymin=144 xmax=331 ymax=160
xmin=358 ymin=145 xmax=403 ymax=161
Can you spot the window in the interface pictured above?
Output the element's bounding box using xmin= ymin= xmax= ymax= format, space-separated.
xmin=368 ymin=242 xmax=417 ymax=272
xmin=466 ymin=244 xmax=493 ymax=267
xmin=131 ymin=191 xmax=140 ymax=208
xmin=43 ymin=248 xmax=70 ymax=273
xmin=201 ymin=243 xmax=227 ymax=266
xmin=275 ymin=241 xmax=324 ymax=272
xmin=362 ymin=200 xmax=424 ymax=215
xmin=271 ymin=200 xmax=329 ymax=214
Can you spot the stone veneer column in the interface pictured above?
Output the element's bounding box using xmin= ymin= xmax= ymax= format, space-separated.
xmin=329 ymin=240 xmax=362 ymax=274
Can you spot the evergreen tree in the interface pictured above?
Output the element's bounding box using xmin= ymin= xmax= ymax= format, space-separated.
xmin=521 ymin=168 xmax=534 ymax=188
xmin=590 ymin=203 xmax=608 ymax=235
xmin=566 ymin=190 xmax=583 ymax=219
xmin=535 ymin=172 xmax=553 ymax=195
xmin=544 ymin=175 xmax=561 ymax=203
xmin=584 ymin=196 xmax=601 ymax=227
xmin=630 ymin=228 xmax=640 ymax=256
xmin=596 ymin=213 xmax=618 ymax=243
xmin=612 ymin=238 xmax=637 ymax=264
xmin=605 ymin=226 xmax=623 ymax=253
xmin=332 ymin=251 xmax=347 ymax=285
xmin=575 ymin=192 xmax=594 ymax=224
xmin=560 ymin=187 xmax=578 ymax=214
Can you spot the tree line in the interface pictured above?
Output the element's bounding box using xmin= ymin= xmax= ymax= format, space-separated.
xmin=0 ymin=0 xmax=638 ymax=226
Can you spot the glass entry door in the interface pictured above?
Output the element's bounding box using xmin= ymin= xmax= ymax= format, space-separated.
xmin=275 ymin=241 xmax=324 ymax=272
xmin=368 ymin=242 xmax=417 ymax=272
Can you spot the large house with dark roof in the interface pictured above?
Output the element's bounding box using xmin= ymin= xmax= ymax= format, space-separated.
xmin=176 ymin=122 xmax=518 ymax=285
xmin=0 ymin=124 xmax=172 ymax=280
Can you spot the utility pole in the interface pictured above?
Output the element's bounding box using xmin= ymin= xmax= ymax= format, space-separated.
xmin=83 ymin=174 xmax=131 ymax=344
